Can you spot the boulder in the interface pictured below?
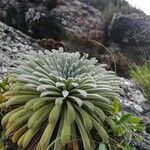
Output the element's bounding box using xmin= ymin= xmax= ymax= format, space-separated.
xmin=0 ymin=0 xmax=105 ymax=56
xmin=0 ymin=21 xmax=44 ymax=77
xmin=25 ymin=0 xmax=105 ymax=56
xmin=50 ymin=0 xmax=104 ymax=41
xmin=0 ymin=0 xmax=58 ymax=38
xmin=49 ymin=0 xmax=105 ymax=56
xmin=108 ymin=13 xmax=150 ymax=44
xmin=108 ymin=13 xmax=150 ymax=60
xmin=0 ymin=0 xmax=104 ymax=40
xmin=79 ymin=0 xmax=111 ymax=11
xmin=120 ymin=78 xmax=150 ymax=150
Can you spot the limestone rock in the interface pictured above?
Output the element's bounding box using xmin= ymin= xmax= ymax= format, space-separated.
xmin=0 ymin=21 xmax=43 ymax=76
xmin=0 ymin=0 xmax=57 ymax=38
xmin=120 ymin=78 xmax=150 ymax=150
xmin=108 ymin=13 xmax=150 ymax=44
xmin=50 ymin=0 xmax=104 ymax=41
xmin=108 ymin=13 xmax=150 ymax=60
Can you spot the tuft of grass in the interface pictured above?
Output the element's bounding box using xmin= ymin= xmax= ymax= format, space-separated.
xmin=130 ymin=62 xmax=150 ymax=99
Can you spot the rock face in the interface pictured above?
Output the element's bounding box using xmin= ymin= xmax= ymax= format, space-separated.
xmin=108 ymin=13 xmax=150 ymax=44
xmin=120 ymin=78 xmax=150 ymax=150
xmin=25 ymin=0 xmax=105 ymax=56
xmin=0 ymin=0 xmax=58 ymax=38
xmin=79 ymin=0 xmax=111 ymax=11
xmin=120 ymin=78 xmax=148 ymax=115
xmin=108 ymin=13 xmax=150 ymax=60
xmin=0 ymin=0 xmax=149 ymax=61
xmin=0 ymin=0 xmax=105 ymax=57
xmin=0 ymin=21 xmax=43 ymax=76
xmin=0 ymin=0 xmax=104 ymax=40
xmin=50 ymin=0 xmax=104 ymax=41
xmin=49 ymin=0 xmax=104 ymax=56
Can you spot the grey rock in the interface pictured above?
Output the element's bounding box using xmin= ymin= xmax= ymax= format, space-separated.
xmin=0 ymin=0 xmax=57 ymax=38
xmin=120 ymin=78 xmax=150 ymax=150
xmin=79 ymin=0 xmax=111 ymax=11
xmin=108 ymin=13 xmax=150 ymax=60
xmin=0 ymin=0 xmax=104 ymax=42
xmin=133 ymin=132 xmax=150 ymax=150
xmin=48 ymin=0 xmax=105 ymax=57
xmin=0 ymin=21 xmax=44 ymax=77
xmin=108 ymin=13 xmax=150 ymax=44
xmin=25 ymin=0 xmax=105 ymax=56
xmin=50 ymin=0 xmax=104 ymax=41
xmin=120 ymin=78 xmax=147 ymax=114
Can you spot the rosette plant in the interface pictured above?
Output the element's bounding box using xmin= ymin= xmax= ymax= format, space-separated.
xmin=1 ymin=48 xmax=122 ymax=150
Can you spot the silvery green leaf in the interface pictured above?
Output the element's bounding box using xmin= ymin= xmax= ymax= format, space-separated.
xmin=83 ymin=101 xmax=95 ymax=111
xmin=37 ymin=85 xmax=59 ymax=92
xmin=72 ymin=89 xmax=87 ymax=97
xmin=69 ymin=96 xmax=83 ymax=107
xmin=55 ymin=97 xmax=64 ymax=105
xmin=40 ymin=91 xmax=61 ymax=97
xmin=56 ymin=82 xmax=66 ymax=88
xmin=62 ymin=90 xmax=69 ymax=98
xmin=78 ymin=83 xmax=97 ymax=89
xmin=24 ymin=84 xmax=38 ymax=89
xmin=39 ymin=78 xmax=55 ymax=85
xmin=33 ymin=71 xmax=49 ymax=78
xmin=99 ymin=143 xmax=107 ymax=150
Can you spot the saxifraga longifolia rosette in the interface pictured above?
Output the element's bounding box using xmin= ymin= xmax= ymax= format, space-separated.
xmin=1 ymin=48 xmax=122 ymax=150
